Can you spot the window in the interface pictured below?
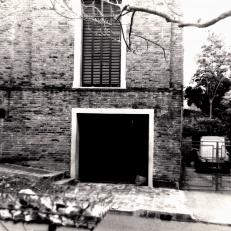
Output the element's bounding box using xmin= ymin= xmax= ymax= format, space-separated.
xmin=82 ymin=0 xmax=121 ymax=87
xmin=73 ymin=0 xmax=126 ymax=88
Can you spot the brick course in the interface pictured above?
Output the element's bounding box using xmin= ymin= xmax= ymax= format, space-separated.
xmin=0 ymin=0 xmax=183 ymax=186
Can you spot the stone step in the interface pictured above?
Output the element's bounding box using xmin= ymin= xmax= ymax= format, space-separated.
xmin=53 ymin=177 xmax=77 ymax=186
xmin=40 ymin=171 xmax=66 ymax=181
xmin=0 ymin=163 xmax=66 ymax=181
xmin=1 ymin=163 xmax=52 ymax=174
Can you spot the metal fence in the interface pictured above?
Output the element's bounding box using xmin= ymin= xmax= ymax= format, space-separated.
xmin=181 ymin=137 xmax=231 ymax=192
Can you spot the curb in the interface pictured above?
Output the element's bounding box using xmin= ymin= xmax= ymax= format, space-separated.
xmin=109 ymin=209 xmax=194 ymax=223
xmin=109 ymin=209 xmax=231 ymax=227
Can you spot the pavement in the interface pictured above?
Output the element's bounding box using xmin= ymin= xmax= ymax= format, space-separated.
xmin=94 ymin=214 xmax=231 ymax=231
xmin=66 ymin=183 xmax=231 ymax=226
xmin=1 ymin=163 xmax=231 ymax=227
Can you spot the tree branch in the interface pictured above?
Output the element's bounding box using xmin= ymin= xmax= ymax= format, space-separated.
xmin=179 ymin=10 xmax=231 ymax=28
xmin=118 ymin=20 xmax=130 ymax=50
xmin=212 ymin=76 xmax=224 ymax=101
xmin=133 ymin=34 xmax=167 ymax=61
xmin=49 ymin=0 xmax=77 ymax=19
xmin=115 ymin=4 xmax=130 ymax=21
xmin=128 ymin=11 xmax=135 ymax=49
xmin=163 ymin=0 xmax=182 ymax=17
xmin=119 ymin=5 xmax=231 ymax=28
xmin=63 ymin=0 xmax=79 ymax=16
xmin=102 ymin=0 xmax=122 ymax=8
xmin=120 ymin=5 xmax=180 ymax=23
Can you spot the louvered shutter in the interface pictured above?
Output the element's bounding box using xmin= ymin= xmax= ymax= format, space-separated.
xmin=82 ymin=0 xmax=121 ymax=87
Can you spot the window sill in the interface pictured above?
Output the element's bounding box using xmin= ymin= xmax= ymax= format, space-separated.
xmin=72 ymin=80 xmax=126 ymax=90
xmin=72 ymin=86 xmax=126 ymax=90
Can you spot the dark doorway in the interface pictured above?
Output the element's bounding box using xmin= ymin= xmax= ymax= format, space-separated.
xmin=78 ymin=113 xmax=149 ymax=184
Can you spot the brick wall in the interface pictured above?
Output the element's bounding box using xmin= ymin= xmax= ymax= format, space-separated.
xmin=0 ymin=0 xmax=183 ymax=186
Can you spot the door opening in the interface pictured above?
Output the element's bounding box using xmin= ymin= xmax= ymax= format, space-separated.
xmin=71 ymin=108 xmax=154 ymax=187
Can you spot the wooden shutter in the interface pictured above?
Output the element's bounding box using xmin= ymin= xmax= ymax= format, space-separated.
xmin=82 ymin=0 xmax=121 ymax=87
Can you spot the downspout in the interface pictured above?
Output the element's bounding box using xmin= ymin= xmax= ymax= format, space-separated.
xmin=169 ymin=22 xmax=174 ymax=89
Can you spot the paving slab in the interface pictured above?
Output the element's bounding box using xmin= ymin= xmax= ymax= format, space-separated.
xmin=184 ymin=190 xmax=231 ymax=225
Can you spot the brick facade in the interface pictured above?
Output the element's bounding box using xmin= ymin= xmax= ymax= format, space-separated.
xmin=0 ymin=0 xmax=183 ymax=187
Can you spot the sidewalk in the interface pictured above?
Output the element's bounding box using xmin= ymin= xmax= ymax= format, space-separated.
xmin=184 ymin=190 xmax=231 ymax=225
xmin=67 ymin=183 xmax=231 ymax=226
xmin=2 ymin=164 xmax=230 ymax=226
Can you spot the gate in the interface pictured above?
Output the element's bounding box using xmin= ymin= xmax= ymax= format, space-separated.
xmin=181 ymin=137 xmax=231 ymax=191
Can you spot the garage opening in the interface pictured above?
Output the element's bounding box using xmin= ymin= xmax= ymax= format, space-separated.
xmin=78 ymin=113 xmax=148 ymax=184
xmin=71 ymin=108 xmax=154 ymax=187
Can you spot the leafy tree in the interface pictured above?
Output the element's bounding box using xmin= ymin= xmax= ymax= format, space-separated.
xmin=221 ymin=90 xmax=231 ymax=127
xmin=185 ymin=33 xmax=231 ymax=118
xmin=222 ymin=90 xmax=231 ymax=111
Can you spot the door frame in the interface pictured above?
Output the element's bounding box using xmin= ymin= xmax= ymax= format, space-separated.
xmin=71 ymin=108 xmax=154 ymax=187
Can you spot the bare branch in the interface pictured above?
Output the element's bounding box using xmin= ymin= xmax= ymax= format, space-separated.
xmin=121 ymin=5 xmax=180 ymax=23
xmin=179 ymin=10 xmax=231 ymax=28
xmin=163 ymin=0 xmax=182 ymax=17
xmin=49 ymin=0 xmax=76 ymax=19
xmin=212 ymin=76 xmax=224 ymax=101
xmin=115 ymin=4 xmax=130 ymax=21
xmin=83 ymin=1 xmax=104 ymax=18
xmin=118 ymin=5 xmax=231 ymax=28
xmin=63 ymin=0 xmax=78 ymax=16
xmin=102 ymin=0 xmax=122 ymax=8
xmin=118 ymin=20 xmax=130 ymax=50
xmin=44 ymin=0 xmax=231 ymax=63
xmin=128 ymin=11 xmax=135 ymax=49
xmin=133 ymin=34 xmax=167 ymax=61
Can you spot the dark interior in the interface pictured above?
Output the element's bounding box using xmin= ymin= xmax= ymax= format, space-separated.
xmin=0 ymin=108 xmax=6 ymax=119
xmin=78 ymin=113 xmax=149 ymax=184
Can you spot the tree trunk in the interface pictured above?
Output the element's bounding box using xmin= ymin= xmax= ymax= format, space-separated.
xmin=209 ymin=99 xmax=213 ymax=119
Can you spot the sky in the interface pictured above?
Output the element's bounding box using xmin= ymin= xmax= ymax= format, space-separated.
xmin=183 ymin=0 xmax=231 ymax=86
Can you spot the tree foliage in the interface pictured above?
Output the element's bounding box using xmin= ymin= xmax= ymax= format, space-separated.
xmin=185 ymin=33 xmax=231 ymax=118
xmin=222 ymin=90 xmax=231 ymax=110
xmin=221 ymin=89 xmax=231 ymax=126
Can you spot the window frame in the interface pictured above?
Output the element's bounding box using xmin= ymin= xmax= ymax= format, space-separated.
xmin=73 ymin=0 xmax=126 ymax=89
